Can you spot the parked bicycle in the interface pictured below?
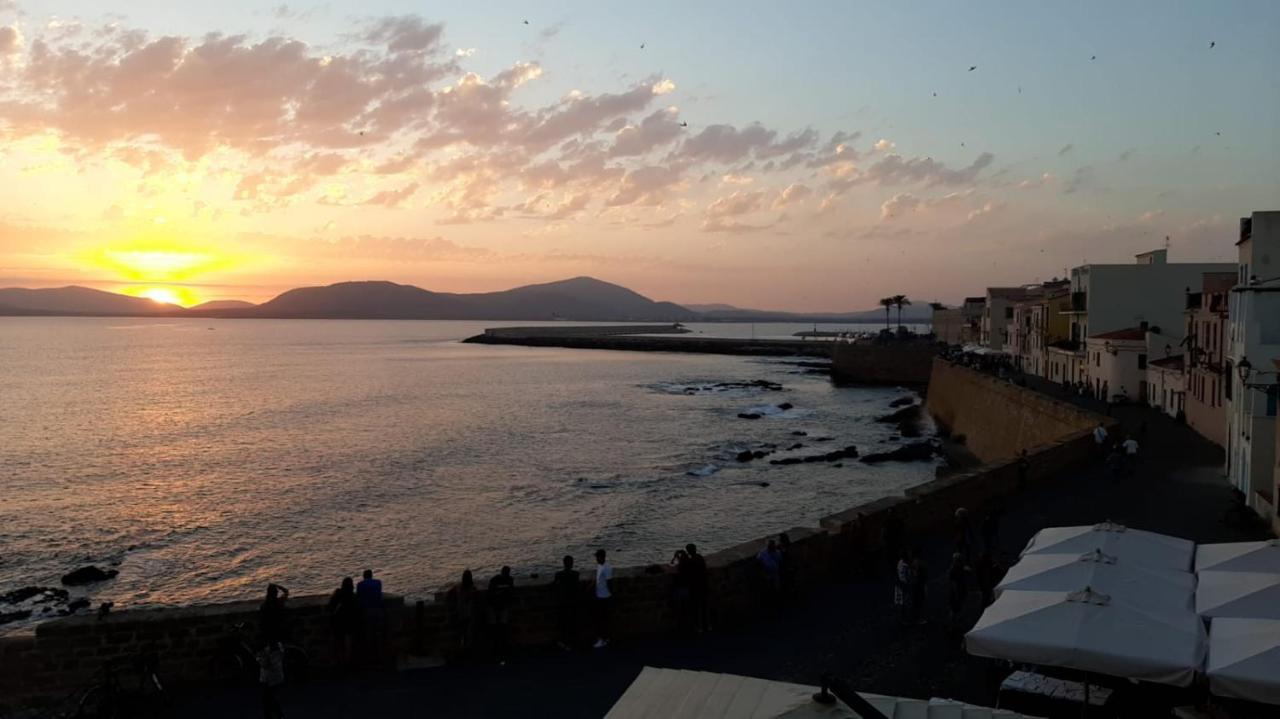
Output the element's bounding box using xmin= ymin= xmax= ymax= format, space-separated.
xmin=208 ymin=622 xmax=309 ymax=686
xmin=61 ymin=651 xmax=168 ymax=719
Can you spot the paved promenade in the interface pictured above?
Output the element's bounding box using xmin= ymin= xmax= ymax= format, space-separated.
xmin=170 ymin=395 xmax=1272 ymax=718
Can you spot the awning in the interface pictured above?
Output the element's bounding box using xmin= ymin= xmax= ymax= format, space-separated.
xmin=1020 ymin=523 xmax=1194 ymax=572
xmin=1196 ymin=570 xmax=1280 ymax=619
xmin=1207 ymin=617 xmax=1280 ymax=705
xmin=965 ymin=587 xmax=1206 ymax=687
xmin=996 ymin=550 xmax=1194 ymax=612
xmin=1194 ymin=539 xmax=1280 ymax=573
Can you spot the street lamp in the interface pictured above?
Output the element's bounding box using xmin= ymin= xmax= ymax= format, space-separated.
xmin=1237 ymin=357 xmax=1252 ymax=384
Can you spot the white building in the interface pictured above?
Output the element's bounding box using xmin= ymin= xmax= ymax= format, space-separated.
xmin=1225 ymin=211 xmax=1280 ymax=519
xmin=1084 ymin=328 xmax=1147 ymax=402
xmin=1147 ymin=354 xmax=1185 ymax=418
xmin=981 ymin=287 xmax=1037 ymax=352
xmin=1065 ymin=249 xmax=1234 ymax=346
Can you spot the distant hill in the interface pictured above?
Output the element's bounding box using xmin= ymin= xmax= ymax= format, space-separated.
xmin=188 ymin=299 xmax=256 ymax=311
xmin=0 ymin=286 xmax=174 ymax=315
xmin=246 ymin=277 xmax=698 ymax=321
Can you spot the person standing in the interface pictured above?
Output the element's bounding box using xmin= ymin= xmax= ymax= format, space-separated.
xmin=1015 ymin=450 xmax=1030 ymax=489
xmin=448 ymin=570 xmax=478 ymax=661
xmin=685 ymin=543 xmax=710 ymax=634
xmin=488 ymin=566 xmax=515 ymax=664
xmin=259 ymin=583 xmax=289 ymax=646
xmin=326 ymin=577 xmax=359 ymax=668
xmin=1122 ymin=435 xmax=1140 ymax=475
xmin=947 ymin=553 xmax=971 ymax=642
xmin=1093 ymin=422 xmax=1109 ymax=461
xmin=592 ymin=549 xmax=613 ymax=649
xmin=553 ymin=556 xmax=580 ymax=650
xmin=894 ymin=548 xmax=914 ymax=625
xmin=356 ymin=569 xmax=384 ymax=666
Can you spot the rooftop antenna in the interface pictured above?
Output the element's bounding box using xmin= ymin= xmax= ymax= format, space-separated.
xmin=1164 ymin=235 xmax=1171 ymax=251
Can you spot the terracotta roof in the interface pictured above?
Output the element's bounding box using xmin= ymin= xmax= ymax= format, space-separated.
xmin=1089 ymin=327 xmax=1147 ymax=341
xmin=1149 ymin=355 xmax=1184 ymax=370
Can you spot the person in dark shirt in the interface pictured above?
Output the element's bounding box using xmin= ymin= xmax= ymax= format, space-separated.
xmin=685 ymin=544 xmax=710 ymax=633
xmin=488 ymin=566 xmax=515 ymax=664
xmin=326 ymin=577 xmax=359 ymax=668
xmin=449 ymin=570 xmax=479 ymax=660
xmin=552 ymin=556 xmax=580 ymax=650
xmin=356 ymin=569 xmax=385 ymax=666
xmin=259 ymin=583 xmax=289 ymax=646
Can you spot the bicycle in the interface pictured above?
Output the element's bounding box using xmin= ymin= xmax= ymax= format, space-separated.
xmin=208 ymin=622 xmax=309 ymax=687
xmin=63 ymin=651 xmax=168 ymax=719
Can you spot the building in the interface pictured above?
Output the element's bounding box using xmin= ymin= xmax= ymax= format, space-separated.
xmin=1006 ymin=282 xmax=1070 ymax=378
xmin=1274 ymin=357 xmax=1280 ymax=535
xmin=960 ymin=297 xmax=985 ymax=344
xmin=1183 ymin=272 xmax=1235 ymax=447
xmin=1084 ymin=327 xmax=1147 ymax=402
xmin=931 ymin=306 xmax=965 ymax=345
xmin=981 ymin=287 xmax=1038 ymax=352
xmin=1147 ymin=354 xmax=1185 ymax=418
xmin=1225 ymin=211 xmax=1280 ymax=519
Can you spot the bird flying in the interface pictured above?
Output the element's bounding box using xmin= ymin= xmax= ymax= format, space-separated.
xmin=522 ymin=19 xmax=529 ymax=25
xmin=1210 ymin=41 xmax=1215 ymax=49
xmin=679 ymin=121 xmax=688 ymax=128
xmin=1091 ymin=55 xmax=1096 ymax=60
xmin=968 ymin=65 xmax=977 ymax=72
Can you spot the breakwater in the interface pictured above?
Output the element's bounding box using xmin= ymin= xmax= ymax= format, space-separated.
xmin=0 ymin=361 xmax=1111 ymax=709
xmin=465 ymin=326 xmax=833 ymax=358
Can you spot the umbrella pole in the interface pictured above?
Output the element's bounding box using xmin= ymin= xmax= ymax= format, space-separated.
xmin=1080 ymin=670 xmax=1090 ymax=718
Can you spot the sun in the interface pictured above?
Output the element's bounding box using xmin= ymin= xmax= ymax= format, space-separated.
xmin=138 ymin=287 xmax=184 ymax=306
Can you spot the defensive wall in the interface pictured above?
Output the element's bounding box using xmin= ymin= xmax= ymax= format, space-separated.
xmin=0 ymin=361 xmax=1111 ymax=709
xmin=925 ymin=358 xmax=1104 ymax=464
xmin=829 ymin=342 xmax=938 ymax=385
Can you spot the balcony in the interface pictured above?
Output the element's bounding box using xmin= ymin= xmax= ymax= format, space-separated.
xmin=1066 ymin=291 xmax=1087 ymax=313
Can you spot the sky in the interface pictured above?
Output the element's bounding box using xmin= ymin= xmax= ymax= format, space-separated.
xmin=0 ymin=1 xmax=1276 ymax=310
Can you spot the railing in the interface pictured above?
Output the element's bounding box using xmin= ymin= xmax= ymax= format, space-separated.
xmin=1070 ymin=291 xmax=1087 ymax=312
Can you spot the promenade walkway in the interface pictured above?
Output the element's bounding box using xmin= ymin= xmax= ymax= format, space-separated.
xmin=170 ymin=389 xmax=1272 ymax=718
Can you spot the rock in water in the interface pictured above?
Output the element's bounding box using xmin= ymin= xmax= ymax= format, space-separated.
xmin=736 ymin=450 xmax=755 ymax=463
xmin=1 ymin=586 xmax=67 ymax=605
xmin=888 ymin=396 xmax=915 ymax=408
xmin=859 ymin=441 xmax=936 ymax=464
xmin=877 ymin=404 xmax=926 ymax=438
xmin=61 ymin=566 xmax=119 ymax=586
xmin=66 ymin=598 xmax=91 ymax=613
xmin=0 ymin=609 xmax=33 ymax=626
xmin=790 ymin=430 xmax=808 ymax=437
xmin=737 ymin=412 xmax=762 ymax=420
xmin=776 ymin=402 xmax=794 ymax=411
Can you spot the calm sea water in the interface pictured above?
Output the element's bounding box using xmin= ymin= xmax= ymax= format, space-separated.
xmin=0 ymin=318 xmax=931 ymax=626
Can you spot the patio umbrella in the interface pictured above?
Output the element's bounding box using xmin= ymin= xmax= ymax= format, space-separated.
xmin=1196 ymin=570 xmax=1280 ymax=619
xmin=965 ymin=586 xmax=1206 ymax=687
xmin=1206 ymin=617 xmax=1280 ymax=705
xmin=1020 ymin=523 xmax=1194 ymax=571
xmin=1195 ymin=539 xmax=1280 ymax=573
xmin=996 ymin=550 xmax=1194 ymax=612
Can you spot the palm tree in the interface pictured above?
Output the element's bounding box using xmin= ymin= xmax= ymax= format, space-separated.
xmin=879 ymin=297 xmax=894 ymax=331
xmin=892 ymin=295 xmax=911 ymax=329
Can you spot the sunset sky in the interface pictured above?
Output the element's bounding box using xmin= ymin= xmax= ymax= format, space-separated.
xmin=0 ymin=1 xmax=1276 ymax=310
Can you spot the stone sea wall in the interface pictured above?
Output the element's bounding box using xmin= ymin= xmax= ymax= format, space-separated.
xmin=829 ymin=342 xmax=937 ymax=385
xmin=0 ymin=361 xmax=1104 ymax=708
xmin=925 ymin=358 xmax=1104 ymax=464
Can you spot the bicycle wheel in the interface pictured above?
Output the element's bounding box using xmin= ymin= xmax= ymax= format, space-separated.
xmin=74 ymin=685 xmax=118 ymax=719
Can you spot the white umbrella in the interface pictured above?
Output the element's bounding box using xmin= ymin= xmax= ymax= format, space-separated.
xmin=1195 ymin=539 xmax=1280 ymax=573
xmin=1207 ymin=617 xmax=1280 ymax=705
xmin=966 ymin=587 xmax=1206 ymax=687
xmin=996 ymin=550 xmax=1194 ymax=612
xmin=1020 ymin=523 xmax=1193 ymax=571
xmin=1196 ymin=570 xmax=1280 ymax=619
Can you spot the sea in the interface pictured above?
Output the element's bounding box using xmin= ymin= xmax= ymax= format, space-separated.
xmin=0 ymin=318 xmax=934 ymax=630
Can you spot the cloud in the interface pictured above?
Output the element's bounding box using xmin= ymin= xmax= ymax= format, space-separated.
xmin=362 ymin=182 xmax=419 ymax=208
xmin=880 ymin=192 xmax=921 ymax=220
xmin=701 ymin=190 xmax=774 ymax=233
xmin=720 ymin=173 xmax=754 ymax=186
xmin=676 ymin=123 xmax=818 ymax=165
xmin=772 ymin=183 xmax=812 ymax=209
xmin=455 ymin=47 xmax=476 ymax=57
xmin=609 ymin=107 xmax=683 ymax=157
xmin=605 ymin=165 xmax=682 ymax=207
xmin=1118 ymin=149 xmax=1135 ymax=162
xmin=873 ymin=138 xmax=895 ymax=152
xmin=362 ymin=16 xmax=445 ymax=54
xmin=309 ymin=235 xmax=493 ymax=262
xmin=1057 ymin=143 xmax=1074 ymax=156
xmin=0 ymin=23 xmax=21 ymax=55
xmin=1017 ymin=172 xmax=1056 ymax=189
xmin=831 ymin=152 xmax=995 ymax=193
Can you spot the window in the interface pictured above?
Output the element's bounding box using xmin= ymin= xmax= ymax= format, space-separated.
xmin=1268 ymin=387 xmax=1278 ymax=418
xmin=1225 ymin=362 xmax=1233 ymax=400
xmin=1004 ymin=306 xmax=1014 ymax=319
xmin=1138 ymin=354 xmax=1147 ymax=370
xmin=1095 ymin=352 xmax=1101 ymax=367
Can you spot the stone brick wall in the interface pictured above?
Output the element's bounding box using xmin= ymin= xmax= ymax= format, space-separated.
xmin=925 ymin=358 xmax=1107 ymax=463
xmin=1 ymin=361 xmax=1104 ymax=710
xmin=830 ymin=343 xmax=938 ymax=385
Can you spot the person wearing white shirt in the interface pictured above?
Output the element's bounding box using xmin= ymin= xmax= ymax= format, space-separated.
xmin=1121 ymin=437 xmax=1139 ymax=475
xmin=592 ymin=549 xmax=613 ymax=648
